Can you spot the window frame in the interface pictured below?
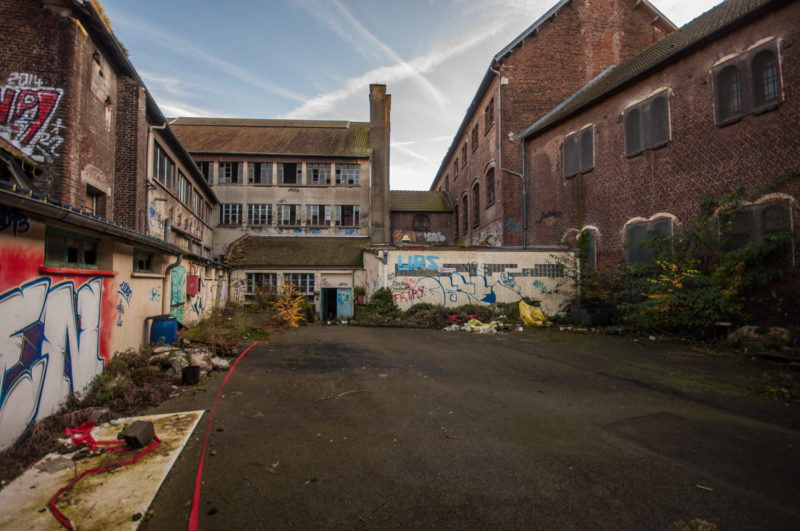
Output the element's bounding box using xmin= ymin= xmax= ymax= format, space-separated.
xmin=247 ymin=203 xmax=272 ymax=226
xmin=248 ymin=162 xmax=273 ymax=185
xmin=484 ymin=98 xmax=494 ymax=133
xmin=563 ymin=125 xmax=595 ymax=178
xmin=335 ymin=205 xmax=360 ymax=227
xmin=133 ymin=248 xmax=153 ymax=273
xmin=45 ymin=227 xmax=99 ymax=269
xmin=623 ymin=90 xmax=671 ymax=158
xmin=285 ymin=272 xmax=315 ymax=294
xmin=485 ymin=168 xmax=495 ymax=207
xmin=246 ymin=272 xmax=277 ymax=294
xmin=307 ymin=163 xmax=332 ymax=185
xmin=471 ymin=124 xmax=478 ymax=152
xmin=277 ymin=204 xmax=301 ymax=226
xmin=218 ymin=162 xmax=242 ymax=185
xmin=335 ymin=164 xmax=360 ymax=186
xmin=624 ymin=218 xmax=674 ymax=265
xmin=218 ymin=203 xmax=243 ymax=226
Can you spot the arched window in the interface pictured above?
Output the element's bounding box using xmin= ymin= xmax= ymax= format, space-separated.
xmin=715 ymin=65 xmax=741 ymax=122
xmin=461 ymin=196 xmax=468 ymax=235
xmin=485 ymin=168 xmax=495 ymax=206
xmin=752 ymin=49 xmax=781 ymax=107
xmin=472 ymin=183 xmax=480 ymax=228
xmin=412 ymin=214 xmax=430 ymax=232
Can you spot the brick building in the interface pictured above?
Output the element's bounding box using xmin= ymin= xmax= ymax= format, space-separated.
xmin=520 ymin=0 xmax=799 ymax=267
xmin=429 ymin=0 xmax=675 ymax=247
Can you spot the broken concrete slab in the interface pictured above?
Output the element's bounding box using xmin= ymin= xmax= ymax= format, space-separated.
xmin=0 ymin=410 xmax=204 ymax=530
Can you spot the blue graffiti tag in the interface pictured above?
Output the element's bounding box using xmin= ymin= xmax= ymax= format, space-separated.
xmin=0 ymin=206 xmax=31 ymax=236
xmin=397 ymin=255 xmax=439 ymax=271
xmin=117 ymin=281 xmax=132 ymax=305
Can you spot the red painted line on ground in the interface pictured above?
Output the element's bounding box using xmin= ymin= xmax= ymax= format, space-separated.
xmin=188 ymin=341 xmax=261 ymax=531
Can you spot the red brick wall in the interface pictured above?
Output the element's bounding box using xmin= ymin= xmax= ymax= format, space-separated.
xmin=435 ymin=0 xmax=672 ymax=247
xmin=114 ymin=76 xmax=148 ymax=230
xmin=525 ymin=3 xmax=800 ymax=267
xmin=390 ymin=211 xmax=453 ymax=244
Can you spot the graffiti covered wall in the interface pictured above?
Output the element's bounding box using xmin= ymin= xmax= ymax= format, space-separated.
xmin=367 ymin=248 xmax=574 ymax=316
xmin=0 ymin=72 xmax=65 ymax=162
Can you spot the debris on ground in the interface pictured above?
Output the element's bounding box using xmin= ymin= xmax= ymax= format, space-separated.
xmin=519 ymin=300 xmax=549 ymax=327
xmin=444 ymin=319 xmax=508 ymax=333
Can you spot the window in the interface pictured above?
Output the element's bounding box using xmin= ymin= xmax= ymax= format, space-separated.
xmin=248 ymin=204 xmax=272 ymax=225
xmin=721 ymin=201 xmax=791 ymax=252
xmin=45 ymin=228 xmax=98 ymax=269
xmin=461 ymin=144 xmax=467 ymax=166
xmin=285 ymin=273 xmax=315 ymax=294
xmin=563 ymin=125 xmax=595 ymax=177
xmin=412 ymin=214 xmax=430 ymax=232
xmin=472 ymin=183 xmax=480 ymax=228
xmin=177 ymin=172 xmax=191 ymax=204
xmin=308 ymin=163 xmax=331 ymax=185
xmin=153 ymin=142 xmax=175 ymax=189
xmin=454 ymin=158 xmax=459 ymax=176
xmin=307 ymin=205 xmax=331 ymax=226
xmin=193 ymin=189 xmax=203 ymax=216
xmin=196 ymin=161 xmax=213 ymax=183
xmin=335 ymin=164 xmax=359 ymax=185
xmin=461 ymin=196 xmax=468 ymax=235
xmin=218 ymin=162 xmax=241 ymax=184
xmin=624 ymin=91 xmax=670 ymax=157
xmin=277 ymin=204 xmax=300 ymax=226
xmin=278 ymin=163 xmax=301 ymax=185
xmin=218 ymin=203 xmax=242 ymax=225
xmin=84 ymin=185 xmax=106 ymax=217
xmin=713 ymin=41 xmax=783 ymax=125
xmin=471 ymin=124 xmax=478 ymax=152
xmin=485 ymin=98 xmax=494 ymax=132
xmin=335 ymin=205 xmax=360 ymax=226
xmin=578 ymin=228 xmax=597 ymax=270
xmin=248 ymin=162 xmax=272 ymax=185
xmin=485 ymin=168 xmax=495 ymax=206
xmin=246 ymin=272 xmax=277 ymax=293
xmin=444 ymin=174 xmax=449 ymax=193
xmin=133 ymin=249 xmax=153 ymax=273
xmin=625 ymin=218 xmax=673 ymax=265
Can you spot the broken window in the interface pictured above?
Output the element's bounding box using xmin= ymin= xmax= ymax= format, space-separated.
xmin=84 ymin=185 xmax=106 ymax=217
xmin=278 ymin=163 xmax=301 ymax=185
xmin=218 ymin=162 xmax=241 ymax=184
xmin=246 ymin=272 xmax=277 ymax=293
xmin=277 ymin=204 xmax=300 ymax=226
xmin=308 ymin=163 xmax=331 ymax=185
xmin=563 ymin=125 xmax=595 ymax=178
xmin=45 ymin=228 xmax=98 ymax=268
xmin=195 ymin=161 xmax=213 ymax=183
xmin=285 ymin=273 xmax=315 ymax=294
xmin=307 ymin=204 xmax=331 ymax=226
xmin=248 ymin=162 xmax=272 ymax=185
xmin=624 ymin=91 xmax=670 ymax=157
xmin=247 ymin=204 xmax=272 ymax=225
xmin=335 ymin=164 xmax=359 ymax=185
xmin=335 ymin=205 xmax=360 ymax=226
xmin=218 ymin=203 xmax=242 ymax=225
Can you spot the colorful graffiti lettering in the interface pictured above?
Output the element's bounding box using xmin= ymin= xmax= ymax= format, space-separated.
xmin=0 ymin=277 xmax=104 ymax=449
xmin=149 ymin=285 xmax=162 ymax=302
xmin=0 ymin=205 xmax=31 ymax=236
xmin=0 ymin=73 xmax=65 ymax=162
xmin=393 ymin=271 xmax=523 ymax=306
xmin=396 ymin=255 xmax=439 ymax=271
xmin=392 ymin=231 xmax=446 ymax=244
xmin=393 ymin=286 xmax=425 ymax=303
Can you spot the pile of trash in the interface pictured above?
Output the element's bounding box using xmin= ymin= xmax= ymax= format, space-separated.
xmin=444 ymin=319 xmax=510 ymax=333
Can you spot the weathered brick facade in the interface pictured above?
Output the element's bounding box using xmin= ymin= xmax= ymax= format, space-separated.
xmin=431 ymin=0 xmax=674 ymax=247
xmin=522 ymin=0 xmax=800 ymax=267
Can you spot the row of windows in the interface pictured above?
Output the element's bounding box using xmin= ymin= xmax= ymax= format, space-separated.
xmin=452 ymin=168 xmax=496 ymax=236
xmin=562 ymin=41 xmax=783 ymax=178
xmin=616 ymin=200 xmax=791 ymax=265
xmin=246 ymin=272 xmax=315 ymax=294
xmin=219 ymin=203 xmax=360 ymax=227
xmin=153 ymin=142 xmax=213 ymax=224
xmin=444 ymin=97 xmax=495 ymax=192
xmin=196 ymin=161 xmax=360 ymax=187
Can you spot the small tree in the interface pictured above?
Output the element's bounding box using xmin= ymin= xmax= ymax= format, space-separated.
xmin=271 ymin=284 xmax=306 ymax=328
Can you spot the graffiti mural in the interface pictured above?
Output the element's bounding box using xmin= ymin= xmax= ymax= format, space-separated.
xmin=0 ymin=277 xmax=105 ymax=449
xmin=392 ymin=231 xmax=446 ymax=244
xmin=0 ymin=206 xmax=31 ymax=237
xmin=0 ymin=72 xmax=65 ymax=162
xmin=170 ymin=267 xmax=186 ymax=323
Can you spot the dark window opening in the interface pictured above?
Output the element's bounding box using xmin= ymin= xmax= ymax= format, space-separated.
xmin=472 ymin=184 xmax=480 ymax=228
xmin=196 ymin=161 xmax=213 ymax=183
xmin=412 ymin=214 xmax=430 ymax=232
xmin=335 ymin=205 xmax=360 ymax=226
xmin=248 ymin=162 xmax=272 ymax=185
xmin=278 ymin=163 xmax=301 ymax=184
xmin=484 ymin=98 xmax=494 ymax=132
xmin=753 ymin=49 xmax=781 ymax=108
xmin=471 ymin=125 xmax=478 ymax=152
xmin=461 ymin=196 xmax=468 ymax=235
xmin=134 ymin=249 xmax=153 ymax=273
xmin=46 ymin=228 xmax=99 ymax=269
xmin=486 ymin=168 xmax=495 ymax=206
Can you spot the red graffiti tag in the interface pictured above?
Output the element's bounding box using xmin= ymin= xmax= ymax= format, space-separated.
xmin=393 ymin=286 xmax=425 ymax=303
xmin=1 ymin=88 xmax=62 ymax=146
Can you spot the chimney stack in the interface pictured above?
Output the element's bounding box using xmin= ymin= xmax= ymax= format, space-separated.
xmin=369 ymin=84 xmax=390 ymax=244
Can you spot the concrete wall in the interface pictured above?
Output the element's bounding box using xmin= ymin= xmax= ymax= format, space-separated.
xmin=364 ymin=247 xmax=574 ymax=316
xmin=524 ymin=2 xmax=800 ymax=266
xmin=0 ymin=206 xmax=225 ymax=449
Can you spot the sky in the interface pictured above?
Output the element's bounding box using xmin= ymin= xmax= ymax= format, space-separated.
xmin=102 ymin=0 xmax=725 ymax=191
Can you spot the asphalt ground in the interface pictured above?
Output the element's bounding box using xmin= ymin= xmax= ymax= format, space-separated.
xmin=141 ymin=327 xmax=800 ymax=530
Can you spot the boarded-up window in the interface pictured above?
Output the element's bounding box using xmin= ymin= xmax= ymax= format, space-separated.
xmin=563 ymin=125 xmax=594 ymax=177
xmin=624 ymin=91 xmax=670 ymax=157
xmin=625 ymin=218 xmax=673 ymax=265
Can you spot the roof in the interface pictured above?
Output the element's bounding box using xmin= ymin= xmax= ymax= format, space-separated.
xmin=225 ymin=236 xmax=370 ymax=267
xmin=429 ymin=0 xmax=677 ymax=191
xmin=520 ymin=0 xmax=782 ymax=138
xmin=170 ymin=118 xmax=372 ymax=158
xmin=390 ymin=191 xmax=453 ymax=212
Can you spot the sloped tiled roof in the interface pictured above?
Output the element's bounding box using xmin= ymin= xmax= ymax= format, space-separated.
xmin=170 ymin=118 xmax=371 ymax=158
xmin=521 ymin=0 xmax=780 ymax=138
xmin=226 ymin=236 xmax=369 ymax=267
xmin=390 ymin=191 xmax=453 ymax=212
